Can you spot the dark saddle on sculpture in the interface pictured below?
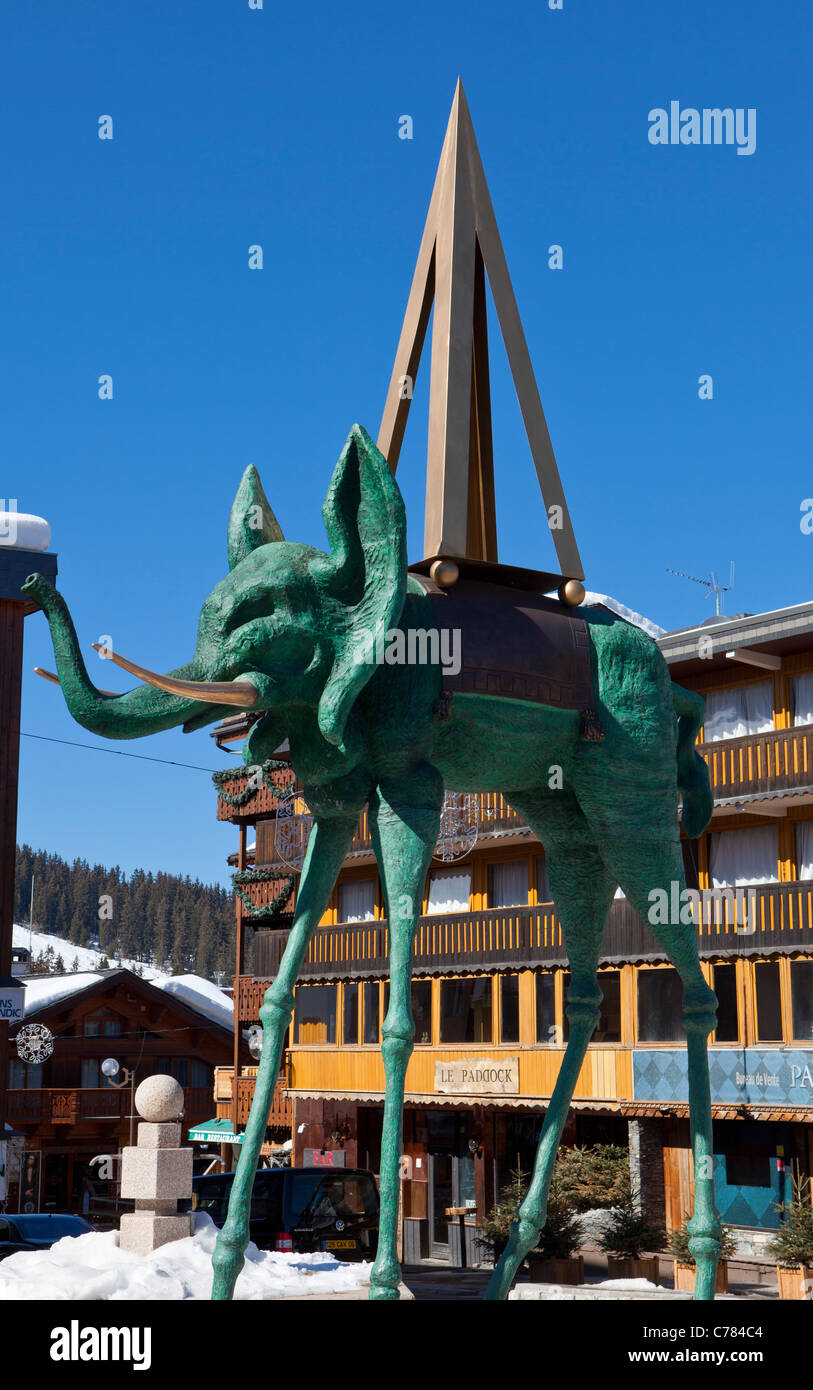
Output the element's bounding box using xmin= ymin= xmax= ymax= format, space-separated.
xmin=410 ymin=566 xmax=601 ymax=734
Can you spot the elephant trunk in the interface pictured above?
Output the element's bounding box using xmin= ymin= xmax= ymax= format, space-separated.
xmin=23 ymin=573 xmax=208 ymax=739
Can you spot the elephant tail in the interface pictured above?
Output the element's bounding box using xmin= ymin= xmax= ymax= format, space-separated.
xmin=672 ymin=682 xmax=712 ymax=838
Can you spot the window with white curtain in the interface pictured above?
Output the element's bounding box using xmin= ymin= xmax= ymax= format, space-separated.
xmin=795 ymin=822 xmax=813 ymax=880
xmin=702 ymin=683 xmax=773 ymax=742
xmin=426 ymin=869 xmax=471 ymax=914
xmin=709 ymin=826 xmax=779 ymax=887
xmin=337 ymin=879 xmax=376 ymax=922
xmin=488 ymin=860 xmax=529 ymax=908
xmin=792 ymin=674 xmax=813 ymax=727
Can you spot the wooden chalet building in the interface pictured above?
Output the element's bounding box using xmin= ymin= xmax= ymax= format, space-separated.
xmin=213 ymin=597 xmax=813 ymax=1264
xmin=6 ymin=966 xmax=235 ymax=1218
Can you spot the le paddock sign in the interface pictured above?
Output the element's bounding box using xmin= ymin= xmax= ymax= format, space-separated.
xmin=435 ymin=1058 xmax=520 ymax=1096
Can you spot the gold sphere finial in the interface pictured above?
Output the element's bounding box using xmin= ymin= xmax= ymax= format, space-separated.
xmin=558 ymin=579 xmax=586 ymax=607
xmin=430 ymin=559 xmax=460 ymax=589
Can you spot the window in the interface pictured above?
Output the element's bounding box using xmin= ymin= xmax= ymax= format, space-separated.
xmin=796 ymin=823 xmax=813 ymax=880
xmin=791 ymin=961 xmax=813 ymax=1041
xmin=500 ymin=975 xmax=520 ymax=1043
xmin=380 ymin=979 xmax=432 ymax=1043
xmin=709 ymin=826 xmax=779 ymax=888
xmin=754 ymin=962 xmax=783 ymax=1041
xmin=791 ymin=673 xmax=813 ymax=727
xmin=594 ymin=972 xmax=621 ymax=1042
xmin=535 ymin=973 xmax=556 ymax=1044
xmin=426 ymin=869 xmax=471 ymax=914
xmin=713 ymin=963 xmax=739 ymax=1042
xmin=294 ymin=984 xmax=337 ymax=1044
xmin=363 ymin=982 xmax=380 ymax=1044
xmin=536 ymin=857 xmax=551 ymax=903
xmin=488 ymin=861 xmax=528 ymax=908
xmin=9 ymin=1060 xmax=42 ymax=1088
xmin=561 ymin=970 xmax=621 ymax=1042
xmin=84 ymin=1010 xmax=124 ymax=1037
xmin=188 ymin=1060 xmax=211 ymax=1088
xmin=637 ymin=968 xmax=684 ymax=1043
xmin=337 ymin=879 xmax=376 ymax=923
xmin=439 ymin=978 xmax=493 ymax=1043
xmin=412 ymin=980 xmax=432 ymax=1044
xmin=725 ymin=1147 xmax=772 ymax=1189
xmin=702 ymin=682 xmax=773 ymax=742
xmin=343 ymin=982 xmax=359 ymax=1044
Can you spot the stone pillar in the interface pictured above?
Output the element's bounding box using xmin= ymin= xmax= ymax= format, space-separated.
xmin=119 ymin=1075 xmax=193 ymax=1255
xmin=627 ymin=1118 xmax=666 ymax=1224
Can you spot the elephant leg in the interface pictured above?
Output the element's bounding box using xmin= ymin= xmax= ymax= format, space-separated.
xmin=211 ymin=811 xmax=361 ymax=1301
xmin=486 ymin=793 xmax=617 ymax=1301
xmin=606 ymin=833 xmax=722 ymax=1301
xmin=367 ymin=765 xmax=442 ymax=1302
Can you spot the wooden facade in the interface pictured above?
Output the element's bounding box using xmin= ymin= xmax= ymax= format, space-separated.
xmin=215 ymin=599 xmax=813 ymax=1260
xmin=5 ymin=968 xmax=235 ymax=1221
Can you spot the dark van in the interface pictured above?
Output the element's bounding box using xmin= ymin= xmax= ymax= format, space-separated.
xmin=189 ymin=1166 xmax=379 ymax=1260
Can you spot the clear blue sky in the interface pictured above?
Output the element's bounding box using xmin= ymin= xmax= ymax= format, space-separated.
xmin=6 ymin=0 xmax=812 ymax=889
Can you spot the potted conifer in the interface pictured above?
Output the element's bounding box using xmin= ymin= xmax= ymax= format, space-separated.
xmin=599 ymin=1193 xmax=665 ymax=1284
xmin=527 ymin=1170 xmax=585 ymax=1285
xmin=767 ymin=1172 xmax=813 ymax=1300
xmin=668 ymin=1221 xmax=736 ymax=1293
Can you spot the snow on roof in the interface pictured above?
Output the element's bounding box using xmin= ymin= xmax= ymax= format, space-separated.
xmin=0 ymin=512 xmax=51 ymax=551
xmin=159 ymin=974 xmax=234 ymax=1031
xmin=580 ymin=593 xmax=665 ymax=639
xmin=14 ymin=934 xmax=233 ymax=1034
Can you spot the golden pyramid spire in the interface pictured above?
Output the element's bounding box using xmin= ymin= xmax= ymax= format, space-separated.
xmin=378 ymin=79 xmax=583 ymax=587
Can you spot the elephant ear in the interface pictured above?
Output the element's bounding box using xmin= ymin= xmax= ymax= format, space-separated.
xmin=312 ymin=424 xmax=407 ymax=748
xmin=227 ymin=464 xmax=285 ymax=570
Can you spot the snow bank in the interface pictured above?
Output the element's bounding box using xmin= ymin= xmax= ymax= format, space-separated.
xmin=0 ymin=1214 xmax=371 ymax=1302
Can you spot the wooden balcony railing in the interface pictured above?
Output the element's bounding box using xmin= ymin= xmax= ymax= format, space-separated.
xmin=6 ymin=1086 xmax=213 ymax=1126
xmin=233 ymin=881 xmax=813 ymax=1016
xmin=699 ymin=725 xmax=813 ymax=801
xmin=235 ymin=1073 xmax=292 ymax=1130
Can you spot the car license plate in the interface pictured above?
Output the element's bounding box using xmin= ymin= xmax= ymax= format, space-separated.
xmin=324 ymin=1239 xmax=357 ymax=1250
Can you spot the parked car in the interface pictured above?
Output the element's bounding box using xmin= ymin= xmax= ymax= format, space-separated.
xmin=0 ymin=1213 xmax=95 ymax=1258
xmin=186 ymin=1166 xmax=379 ymax=1259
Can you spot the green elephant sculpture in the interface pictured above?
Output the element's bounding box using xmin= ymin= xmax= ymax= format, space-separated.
xmin=24 ymin=424 xmax=722 ymax=1301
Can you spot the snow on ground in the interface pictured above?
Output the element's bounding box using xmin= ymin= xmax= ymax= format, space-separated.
xmin=13 ymin=925 xmax=233 ymax=1030
xmin=0 ymin=1214 xmax=371 ymax=1301
xmin=13 ymin=924 xmax=162 ymax=979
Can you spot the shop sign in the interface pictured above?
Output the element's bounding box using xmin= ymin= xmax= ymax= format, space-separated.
xmin=0 ymin=986 xmax=25 ymax=1022
xmin=303 ymin=1149 xmax=346 ymax=1167
xmin=435 ymin=1057 xmax=519 ymax=1096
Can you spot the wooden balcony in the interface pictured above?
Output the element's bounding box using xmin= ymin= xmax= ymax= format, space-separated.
xmin=6 ymin=1086 xmax=213 ymax=1127
xmin=699 ymin=725 xmax=813 ymax=803
xmin=215 ymin=1069 xmax=292 ymax=1130
xmin=234 ymin=881 xmax=813 ymax=1017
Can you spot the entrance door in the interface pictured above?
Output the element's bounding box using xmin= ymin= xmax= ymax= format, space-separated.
xmin=429 ymin=1153 xmax=454 ymax=1258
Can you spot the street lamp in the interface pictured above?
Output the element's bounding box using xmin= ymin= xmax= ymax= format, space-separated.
xmin=102 ymin=1057 xmax=137 ymax=1147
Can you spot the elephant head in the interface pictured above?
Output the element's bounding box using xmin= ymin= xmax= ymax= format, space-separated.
xmin=25 ymin=424 xmax=407 ymax=757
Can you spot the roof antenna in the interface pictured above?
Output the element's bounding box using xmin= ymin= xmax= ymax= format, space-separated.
xmin=667 ymin=562 xmax=735 ymax=617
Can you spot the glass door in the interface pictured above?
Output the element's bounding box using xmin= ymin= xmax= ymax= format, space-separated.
xmin=428 ymin=1153 xmax=454 ymax=1258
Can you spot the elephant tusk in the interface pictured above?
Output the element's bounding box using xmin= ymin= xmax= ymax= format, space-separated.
xmin=90 ymin=644 xmax=259 ymax=708
xmin=35 ymin=666 xmax=120 ymax=697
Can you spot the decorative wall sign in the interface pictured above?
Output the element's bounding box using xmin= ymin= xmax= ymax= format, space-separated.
xmin=0 ymin=985 xmax=25 ymax=1023
xmin=633 ymin=1048 xmax=813 ymax=1106
xmin=15 ymin=1022 xmax=54 ymax=1064
xmin=433 ymin=791 xmax=480 ymax=863
xmin=273 ymin=790 xmax=314 ymax=872
xmin=435 ymin=1056 xmax=519 ymax=1096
